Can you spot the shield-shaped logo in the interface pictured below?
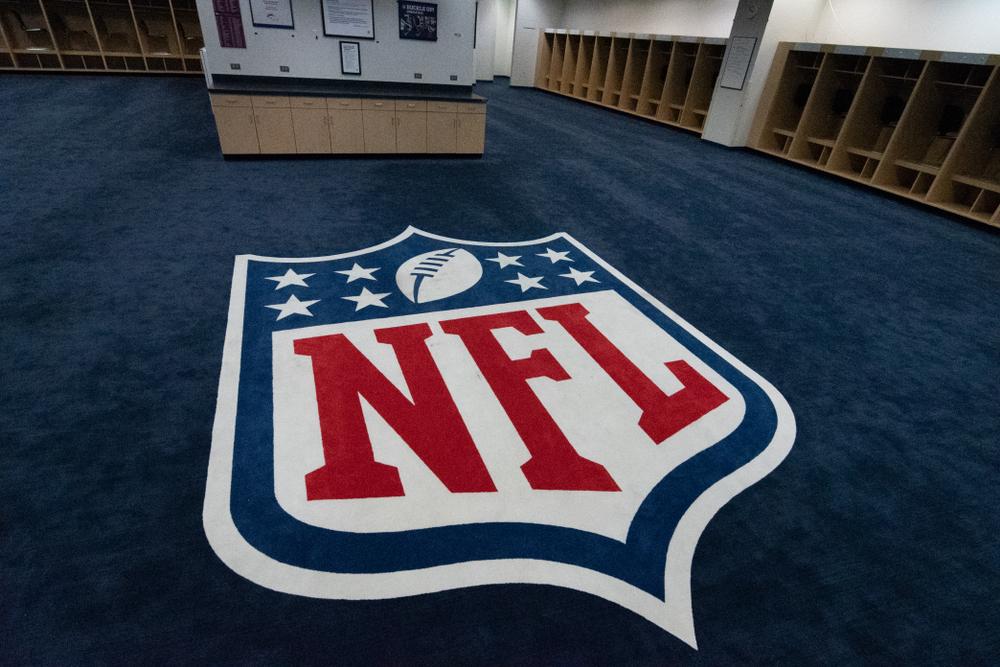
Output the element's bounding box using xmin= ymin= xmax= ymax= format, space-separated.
xmin=205 ymin=228 xmax=794 ymax=647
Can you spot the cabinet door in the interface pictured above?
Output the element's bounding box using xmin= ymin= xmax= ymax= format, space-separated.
xmin=212 ymin=106 xmax=259 ymax=154
xmin=291 ymin=108 xmax=331 ymax=154
xmin=456 ymin=105 xmax=486 ymax=154
xmin=427 ymin=112 xmax=457 ymax=153
xmin=329 ymin=110 xmax=365 ymax=153
xmin=395 ymin=100 xmax=427 ymax=154
xmin=396 ymin=114 xmax=427 ymax=153
xmin=427 ymin=101 xmax=458 ymax=153
xmin=251 ymin=97 xmax=295 ymax=154
xmin=363 ymin=100 xmax=396 ymax=153
xmin=328 ymin=99 xmax=365 ymax=153
xmin=254 ymin=107 xmax=297 ymax=153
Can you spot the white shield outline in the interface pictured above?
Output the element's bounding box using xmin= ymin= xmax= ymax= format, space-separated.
xmin=205 ymin=227 xmax=795 ymax=648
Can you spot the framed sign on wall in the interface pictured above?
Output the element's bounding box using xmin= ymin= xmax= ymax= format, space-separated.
xmin=340 ymin=41 xmax=361 ymax=75
xmin=250 ymin=0 xmax=294 ymax=29
xmin=399 ymin=2 xmax=437 ymax=41
xmin=323 ymin=0 xmax=375 ymax=39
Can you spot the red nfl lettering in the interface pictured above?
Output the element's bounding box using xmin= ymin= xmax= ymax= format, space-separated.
xmin=296 ymin=302 xmax=732 ymax=499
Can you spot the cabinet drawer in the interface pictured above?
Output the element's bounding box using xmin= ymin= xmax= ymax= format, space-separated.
xmin=427 ymin=101 xmax=459 ymax=113
xmin=396 ymin=99 xmax=427 ymax=112
xmin=211 ymin=94 xmax=253 ymax=108
xmin=327 ymin=98 xmax=362 ymax=110
xmin=363 ymin=99 xmax=394 ymax=111
xmin=289 ymin=97 xmax=325 ymax=109
xmin=456 ymin=102 xmax=487 ymax=114
xmin=252 ymin=95 xmax=290 ymax=108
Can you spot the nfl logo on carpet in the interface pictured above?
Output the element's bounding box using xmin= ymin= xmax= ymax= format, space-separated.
xmin=204 ymin=228 xmax=795 ymax=648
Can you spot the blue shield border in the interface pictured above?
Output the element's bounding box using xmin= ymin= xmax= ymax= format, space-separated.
xmin=205 ymin=228 xmax=795 ymax=647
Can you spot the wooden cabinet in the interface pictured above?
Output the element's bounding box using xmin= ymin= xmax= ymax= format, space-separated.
xmin=362 ymin=99 xmax=397 ymax=153
xmin=360 ymin=99 xmax=428 ymax=154
xmin=456 ymin=104 xmax=486 ymax=153
xmin=251 ymin=96 xmax=295 ymax=154
xmin=749 ymin=42 xmax=1000 ymax=228
xmin=427 ymin=101 xmax=486 ymax=154
xmin=395 ymin=99 xmax=427 ymax=153
xmin=289 ymin=97 xmax=371 ymax=154
xmin=535 ymin=30 xmax=726 ymax=136
xmin=0 ymin=0 xmax=203 ymax=74
xmin=328 ymin=98 xmax=365 ymax=153
xmin=209 ymin=94 xmax=295 ymax=155
xmin=427 ymin=101 xmax=459 ymax=153
xmin=290 ymin=97 xmax=331 ymax=154
xmin=211 ymin=95 xmax=259 ymax=155
xmin=211 ymin=92 xmax=486 ymax=157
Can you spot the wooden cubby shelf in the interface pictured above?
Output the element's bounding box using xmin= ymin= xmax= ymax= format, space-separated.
xmin=0 ymin=0 xmax=203 ymax=74
xmin=751 ymin=42 xmax=1000 ymax=228
xmin=534 ymin=29 xmax=727 ymax=136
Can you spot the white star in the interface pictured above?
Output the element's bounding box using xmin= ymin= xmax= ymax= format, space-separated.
xmin=336 ymin=263 xmax=380 ymax=282
xmin=266 ymin=268 xmax=315 ymax=290
xmin=505 ymin=273 xmax=547 ymax=292
xmin=537 ymin=248 xmax=574 ymax=263
xmin=342 ymin=287 xmax=391 ymax=311
xmin=486 ymin=252 xmax=524 ymax=268
xmin=266 ymin=294 xmax=320 ymax=320
xmin=559 ymin=267 xmax=600 ymax=286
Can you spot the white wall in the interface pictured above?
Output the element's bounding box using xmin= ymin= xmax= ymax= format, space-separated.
xmin=494 ymin=0 xmax=517 ymax=77
xmin=198 ymin=0 xmax=477 ymax=85
xmin=475 ymin=0 xmax=498 ymax=81
xmin=509 ymin=0 xmax=565 ymax=86
xmin=560 ymin=0 xmax=738 ymax=37
xmin=804 ymin=0 xmax=1000 ymax=53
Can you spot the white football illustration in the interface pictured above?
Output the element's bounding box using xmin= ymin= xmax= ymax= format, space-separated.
xmin=396 ymin=248 xmax=483 ymax=304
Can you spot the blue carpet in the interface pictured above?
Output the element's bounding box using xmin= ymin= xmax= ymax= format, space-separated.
xmin=1 ymin=72 xmax=998 ymax=666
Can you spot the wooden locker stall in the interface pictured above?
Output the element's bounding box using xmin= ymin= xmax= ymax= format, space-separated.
xmin=0 ymin=0 xmax=203 ymax=74
xmin=534 ymin=29 xmax=728 ymax=138
xmin=749 ymin=42 xmax=1000 ymax=229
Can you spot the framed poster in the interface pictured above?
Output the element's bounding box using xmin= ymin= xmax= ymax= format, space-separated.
xmin=399 ymin=2 xmax=437 ymax=42
xmin=323 ymin=0 xmax=375 ymax=39
xmin=340 ymin=41 xmax=361 ymax=75
xmin=249 ymin=0 xmax=293 ymax=29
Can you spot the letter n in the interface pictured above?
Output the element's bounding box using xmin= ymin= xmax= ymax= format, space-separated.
xmin=293 ymin=323 xmax=497 ymax=500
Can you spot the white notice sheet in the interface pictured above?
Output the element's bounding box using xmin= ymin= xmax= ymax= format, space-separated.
xmin=720 ymin=37 xmax=757 ymax=90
